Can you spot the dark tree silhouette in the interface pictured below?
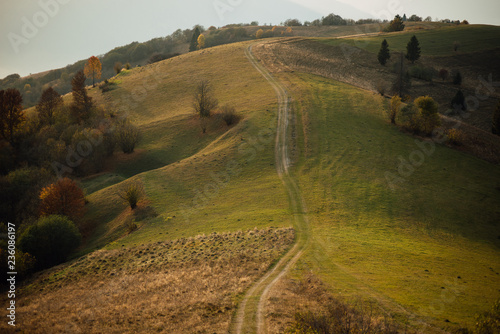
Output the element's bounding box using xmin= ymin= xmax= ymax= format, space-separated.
xmin=19 ymin=215 xmax=81 ymax=269
xmin=453 ymin=71 xmax=463 ymax=85
xmin=0 ymin=88 xmax=24 ymax=146
xmin=438 ymin=69 xmax=449 ymax=81
xmin=36 ymin=87 xmax=63 ymax=125
xmin=377 ymin=39 xmax=391 ymax=66
xmin=70 ymin=70 xmax=93 ymax=124
xmin=405 ymin=35 xmax=421 ymax=63
xmin=450 ymin=90 xmax=466 ymax=113
xmin=189 ymin=27 xmax=201 ymax=52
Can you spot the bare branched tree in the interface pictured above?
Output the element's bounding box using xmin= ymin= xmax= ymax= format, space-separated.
xmin=193 ymin=80 xmax=218 ymax=133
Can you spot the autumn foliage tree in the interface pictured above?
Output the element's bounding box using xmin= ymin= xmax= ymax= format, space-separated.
xmin=197 ymin=34 xmax=205 ymax=49
xmin=414 ymin=96 xmax=441 ymax=135
xmin=0 ymin=88 xmax=25 ymax=146
xmin=36 ymin=87 xmax=63 ymax=126
xmin=385 ymin=15 xmax=405 ymax=32
xmin=256 ymin=29 xmax=264 ymax=39
xmin=84 ymin=56 xmax=102 ymax=87
xmin=70 ymin=70 xmax=93 ymax=124
xmin=389 ymin=95 xmax=401 ymax=124
xmin=39 ymin=177 xmax=86 ymax=222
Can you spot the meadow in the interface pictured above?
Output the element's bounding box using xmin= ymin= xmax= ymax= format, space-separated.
xmin=319 ymin=24 xmax=500 ymax=56
xmin=281 ymin=72 xmax=500 ymax=330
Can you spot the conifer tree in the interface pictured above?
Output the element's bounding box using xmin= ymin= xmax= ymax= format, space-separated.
xmin=377 ymin=39 xmax=391 ymax=65
xmin=70 ymin=71 xmax=93 ymax=124
xmin=189 ymin=27 xmax=201 ymax=52
xmin=405 ymin=35 xmax=421 ymax=64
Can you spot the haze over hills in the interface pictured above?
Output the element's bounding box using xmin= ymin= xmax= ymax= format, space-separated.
xmin=1 ymin=9 xmax=500 ymax=334
xmin=1 ymin=0 xmax=499 ymax=78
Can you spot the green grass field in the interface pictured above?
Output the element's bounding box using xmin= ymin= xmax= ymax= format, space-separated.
xmin=282 ymin=72 xmax=500 ymax=330
xmin=319 ymin=24 xmax=500 ymax=56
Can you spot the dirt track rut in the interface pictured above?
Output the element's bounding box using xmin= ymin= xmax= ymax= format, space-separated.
xmin=229 ymin=43 xmax=310 ymax=334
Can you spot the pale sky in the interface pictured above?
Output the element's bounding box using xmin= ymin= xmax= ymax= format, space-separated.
xmin=0 ymin=0 xmax=499 ymax=79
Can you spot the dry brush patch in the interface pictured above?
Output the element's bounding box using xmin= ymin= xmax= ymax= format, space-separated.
xmin=2 ymin=228 xmax=294 ymax=333
xmin=265 ymin=274 xmax=406 ymax=334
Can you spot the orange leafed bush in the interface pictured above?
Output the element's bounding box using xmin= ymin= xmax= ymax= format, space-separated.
xmin=39 ymin=177 xmax=86 ymax=220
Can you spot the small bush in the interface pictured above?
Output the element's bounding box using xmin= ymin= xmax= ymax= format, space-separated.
xmin=447 ymin=128 xmax=464 ymax=145
xmin=451 ymin=90 xmax=467 ymax=113
xmin=127 ymin=222 xmax=138 ymax=234
xmin=18 ymin=215 xmax=81 ymax=269
xmin=400 ymin=103 xmax=421 ymax=133
xmin=415 ymin=96 xmax=441 ymax=135
xmin=119 ymin=182 xmax=144 ymax=210
xmin=99 ymin=79 xmax=116 ymax=93
xmin=220 ymin=105 xmax=240 ymax=126
xmin=388 ymin=95 xmax=401 ymax=124
xmin=286 ymin=299 xmax=400 ymax=334
xmin=438 ymin=69 xmax=449 ymax=81
xmin=453 ymin=71 xmax=463 ymax=85
xmin=125 ymin=62 xmax=131 ymax=70
xmin=115 ymin=120 xmax=140 ymax=153
xmin=114 ymin=62 xmax=123 ymax=75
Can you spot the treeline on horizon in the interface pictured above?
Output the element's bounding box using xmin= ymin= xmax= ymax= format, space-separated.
xmin=0 ymin=12 xmax=467 ymax=109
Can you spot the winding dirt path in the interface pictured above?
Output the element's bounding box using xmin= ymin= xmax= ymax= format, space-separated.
xmin=229 ymin=44 xmax=310 ymax=334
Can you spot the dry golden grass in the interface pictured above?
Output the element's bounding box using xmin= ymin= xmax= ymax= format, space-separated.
xmin=1 ymin=228 xmax=294 ymax=333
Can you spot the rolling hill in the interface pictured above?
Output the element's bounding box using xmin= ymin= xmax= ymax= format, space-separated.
xmin=2 ymin=23 xmax=500 ymax=333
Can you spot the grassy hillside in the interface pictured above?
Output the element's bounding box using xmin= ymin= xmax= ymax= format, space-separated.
xmin=319 ymin=24 xmax=500 ymax=56
xmin=80 ymin=42 xmax=291 ymax=252
xmin=8 ymin=22 xmax=500 ymax=333
xmin=281 ymin=72 xmax=500 ymax=330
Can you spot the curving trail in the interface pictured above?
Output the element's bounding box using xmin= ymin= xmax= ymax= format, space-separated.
xmin=229 ymin=43 xmax=310 ymax=334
